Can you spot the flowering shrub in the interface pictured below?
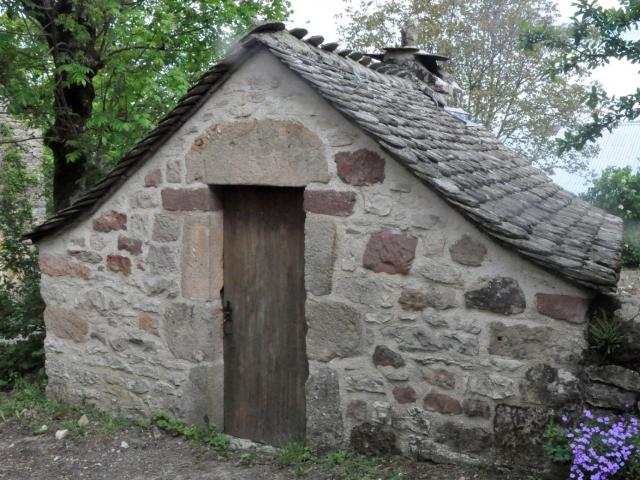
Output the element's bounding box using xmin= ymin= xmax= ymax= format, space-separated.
xmin=545 ymin=410 xmax=640 ymax=479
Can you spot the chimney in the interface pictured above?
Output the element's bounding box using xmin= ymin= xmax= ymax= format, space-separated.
xmin=374 ymin=20 xmax=464 ymax=110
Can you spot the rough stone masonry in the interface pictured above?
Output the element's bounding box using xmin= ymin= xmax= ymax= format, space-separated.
xmin=29 ymin=28 xmax=626 ymax=470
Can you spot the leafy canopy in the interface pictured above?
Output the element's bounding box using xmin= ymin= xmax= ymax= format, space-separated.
xmin=523 ymin=0 xmax=640 ymax=152
xmin=0 ymin=0 xmax=291 ymax=185
xmin=338 ymin=0 xmax=599 ymax=174
xmin=584 ymin=166 xmax=640 ymax=267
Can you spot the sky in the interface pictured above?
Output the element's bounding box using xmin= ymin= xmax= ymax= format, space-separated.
xmin=287 ymin=0 xmax=640 ymax=193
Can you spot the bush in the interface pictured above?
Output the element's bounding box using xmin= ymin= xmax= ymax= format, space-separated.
xmin=0 ymin=133 xmax=45 ymax=387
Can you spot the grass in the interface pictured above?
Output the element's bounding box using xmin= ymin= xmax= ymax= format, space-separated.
xmin=0 ymin=374 xmax=140 ymax=439
xmin=2 ymin=377 xmax=405 ymax=479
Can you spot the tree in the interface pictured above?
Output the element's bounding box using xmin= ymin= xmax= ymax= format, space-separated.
xmin=523 ymin=0 xmax=640 ymax=153
xmin=584 ymin=166 xmax=640 ymax=267
xmin=0 ymin=0 xmax=291 ymax=210
xmin=338 ymin=0 xmax=599 ymax=173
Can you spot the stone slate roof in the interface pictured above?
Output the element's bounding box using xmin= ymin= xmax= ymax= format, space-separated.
xmin=26 ymin=22 xmax=624 ymax=293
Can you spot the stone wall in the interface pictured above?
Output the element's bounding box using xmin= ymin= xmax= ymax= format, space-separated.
xmin=36 ymin=48 xmax=595 ymax=465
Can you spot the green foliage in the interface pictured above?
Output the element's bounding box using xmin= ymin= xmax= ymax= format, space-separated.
xmin=152 ymin=411 xmax=230 ymax=450
xmin=543 ymin=422 xmax=572 ymax=464
xmin=0 ymin=375 xmax=139 ymax=438
xmin=276 ymin=442 xmax=317 ymax=470
xmin=589 ymin=307 xmax=623 ymax=358
xmin=0 ymin=132 xmax=45 ymax=386
xmin=0 ymin=0 xmax=291 ymax=196
xmin=239 ymin=448 xmax=258 ymax=466
xmin=522 ymin=0 xmax=640 ymax=151
xmin=584 ymin=166 xmax=640 ymax=267
xmin=338 ymin=0 xmax=598 ymax=174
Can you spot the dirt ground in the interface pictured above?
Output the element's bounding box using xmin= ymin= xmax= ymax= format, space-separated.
xmin=0 ymin=420 xmax=542 ymax=480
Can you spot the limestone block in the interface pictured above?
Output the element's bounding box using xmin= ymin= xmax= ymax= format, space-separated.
xmin=335 ymin=149 xmax=385 ymax=186
xmin=347 ymin=400 xmax=368 ymax=421
xmin=583 ymin=382 xmax=637 ymax=410
xmin=132 ymin=190 xmax=159 ymax=209
xmin=364 ymin=193 xmax=392 ymax=216
xmin=304 ymin=215 xmax=336 ymax=296
xmin=181 ymin=213 xmax=223 ymax=301
xmin=163 ymin=302 xmax=222 ymax=362
xmin=186 ymin=120 xmax=329 ymax=185
xmin=307 ymin=300 xmax=362 ymax=361
xmin=145 ymin=245 xmax=178 ymax=274
xmin=363 ymin=231 xmax=417 ymax=274
xmin=535 ymin=293 xmax=589 ymax=324
xmin=449 ymin=235 xmax=487 ymax=266
xmin=306 ymin=367 xmax=343 ymax=450
xmin=520 ymin=364 xmax=579 ymax=407
xmin=67 ymin=250 xmax=102 ymax=264
xmin=467 ymin=374 xmax=517 ymax=400
xmin=44 ymin=306 xmax=88 ymax=342
xmin=488 ymin=322 xmax=552 ymax=359
xmin=304 ymin=190 xmax=356 ymax=216
xmin=434 ymin=422 xmax=493 ymax=455
xmin=152 ymin=214 xmax=180 ymax=242
xmin=166 ymin=159 xmax=182 ymax=183
xmin=345 ymin=374 xmax=386 ymax=394
xmin=417 ymin=259 xmax=463 ymax=286
xmin=186 ymin=364 xmax=224 ymax=429
xmin=585 ymin=364 xmax=640 ymax=392
xmin=464 ymin=277 xmax=525 ymax=315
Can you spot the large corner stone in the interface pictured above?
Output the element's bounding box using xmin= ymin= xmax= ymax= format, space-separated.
xmin=464 ymin=277 xmax=526 ymax=315
xmin=181 ymin=214 xmax=223 ymax=301
xmin=307 ymin=300 xmax=362 ymax=361
xmin=363 ymin=231 xmax=417 ymax=274
xmin=535 ymin=293 xmax=588 ymax=324
xmin=186 ymin=364 xmax=224 ymax=429
xmin=335 ymin=149 xmax=385 ymax=186
xmin=449 ymin=234 xmax=487 ymax=266
xmin=186 ymin=120 xmax=329 ymax=185
xmin=306 ymin=367 xmax=343 ymax=451
xmin=44 ymin=306 xmax=88 ymax=342
xmin=305 ymin=215 xmax=337 ymax=296
xmin=489 ymin=322 xmax=552 ymax=359
xmin=164 ymin=302 xmax=222 ymax=362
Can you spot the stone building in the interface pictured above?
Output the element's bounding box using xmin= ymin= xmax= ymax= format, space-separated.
xmin=26 ymin=23 xmax=625 ymax=466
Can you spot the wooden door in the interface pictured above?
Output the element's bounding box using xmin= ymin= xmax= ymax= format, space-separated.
xmin=222 ymin=186 xmax=307 ymax=446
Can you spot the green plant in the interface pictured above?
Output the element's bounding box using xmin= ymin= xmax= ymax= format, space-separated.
xmin=152 ymin=411 xmax=229 ymax=450
xmin=589 ymin=307 xmax=623 ymax=358
xmin=543 ymin=422 xmax=572 ymax=464
xmin=276 ymin=442 xmax=317 ymax=469
xmin=0 ymin=131 xmax=45 ymax=387
xmin=239 ymin=448 xmax=257 ymax=467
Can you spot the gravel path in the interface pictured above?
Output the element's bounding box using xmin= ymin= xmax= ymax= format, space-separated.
xmin=0 ymin=421 xmax=541 ymax=480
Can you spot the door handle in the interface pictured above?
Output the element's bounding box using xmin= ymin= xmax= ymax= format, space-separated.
xmin=223 ymin=301 xmax=233 ymax=336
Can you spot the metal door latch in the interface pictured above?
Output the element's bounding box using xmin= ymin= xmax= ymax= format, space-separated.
xmin=223 ymin=301 xmax=233 ymax=336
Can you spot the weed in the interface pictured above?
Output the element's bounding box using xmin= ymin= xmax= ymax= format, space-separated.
xmin=276 ymin=442 xmax=317 ymax=468
xmin=152 ymin=411 xmax=229 ymax=450
xmin=589 ymin=307 xmax=623 ymax=358
xmin=239 ymin=448 xmax=257 ymax=466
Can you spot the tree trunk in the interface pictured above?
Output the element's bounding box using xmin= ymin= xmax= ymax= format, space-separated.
xmin=27 ymin=0 xmax=102 ymax=211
